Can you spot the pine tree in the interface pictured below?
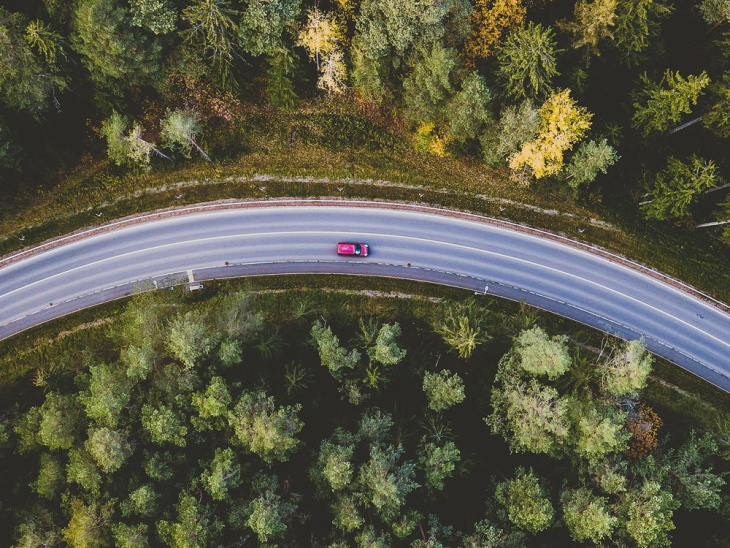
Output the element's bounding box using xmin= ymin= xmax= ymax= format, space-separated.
xmin=631 ymin=70 xmax=710 ymax=136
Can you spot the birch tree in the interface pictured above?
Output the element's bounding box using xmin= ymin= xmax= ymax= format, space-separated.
xmin=161 ymin=109 xmax=212 ymax=162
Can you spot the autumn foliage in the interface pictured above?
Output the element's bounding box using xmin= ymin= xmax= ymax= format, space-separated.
xmin=464 ymin=0 xmax=527 ymax=65
xmin=509 ymin=89 xmax=592 ymax=178
xmin=626 ymin=403 xmax=663 ymax=459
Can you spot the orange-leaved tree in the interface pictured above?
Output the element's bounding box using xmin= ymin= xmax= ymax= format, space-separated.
xmin=463 ymin=0 xmax=526 ymax=65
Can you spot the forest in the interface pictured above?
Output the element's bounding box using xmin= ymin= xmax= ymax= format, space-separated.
xmin=0 ymin=0 xmax=728 ymax=243
xmin=2 ymin=0 xmax=730 ymax=546
xmin=0 ymin=286 xmax=728 ymax=547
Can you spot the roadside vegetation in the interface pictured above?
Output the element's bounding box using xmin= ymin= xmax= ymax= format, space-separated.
xmin=1 ymin=282 xmax=729 ymax=547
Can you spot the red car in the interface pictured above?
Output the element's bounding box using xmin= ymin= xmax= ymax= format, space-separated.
xmin=337 ymin=242 xmax=369 ymax=257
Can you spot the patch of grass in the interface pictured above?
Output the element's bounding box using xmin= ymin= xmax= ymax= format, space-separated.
xmin=645 ymin=359 xmax=730 ymax=432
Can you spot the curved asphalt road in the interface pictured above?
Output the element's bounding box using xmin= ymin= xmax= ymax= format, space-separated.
xmin=1 ymin=204 xmax=729 ymax=391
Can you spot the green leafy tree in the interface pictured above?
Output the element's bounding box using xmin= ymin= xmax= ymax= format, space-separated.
xmin=631 ymin=70 xmax=710 ymax=136
xmin=391 ymin=510 xmax=421 ymax=539
xmin=418 ymin=440 xmax=460 ymax=490
xmin=661 ymin=432 xmax=725 ymax=510
xmin=112 ymin=522 xmax=149 ymax=548
xmin=165 ymin=311 xmax=217 ymax=369
xmin=698 ymin=0 xmax=730 ymax=26
xmin=423 ymin=370 xmax=465 ymax=411
xmin=495 ymin=467 xmax=554 ymax=533
xmin=129 ymin=0 xmax=177 ymax=34
xmin=100 ymin=111 xmax=133 ymax=166
xmin=355 ymin=525 xmax=392 ymax=547
xmin=496 ymin=22 xmax=559 ymax=101
xmin=79 ymin=361 xmax=132 ymax=428
xmin=100 ymin=111 xmax=168 ymax=169
xmin=402 ymin=42 xmax=458 ymax=124
xmin=72 ymin=0 xmax=162 ymax=91
xmin=13 ymin=507 xmax=62 ymax=548
xmin=561 ymin=487 xmax=617 ymax=543
xmin=115 ymin=292 xmax=166 ymax=349
xmin=620 ymin=481 xmax=678 ymax=548
xmin=161 ymin=109 xmax=212 ymax=162
xmin=613 ymin=0 xmax=673 ymax=67
xmin=312 ymin=439 xmax=355 ymax=492
xmin=310 ymin=320 xmax=361 ymax=378
xmin=142 ymin=450 xmax=176 ymax=481
xmin=565 ymin=138 xmax=619 ymax=190
xmin=560 ymin=0 xmax=617 ymax=58
xmin=358 ymin=407 xmax=395 ymax=443
xmin=121 ymin=484 xmax=158 ymax=517
xmin=481 ymin=99 xmax=540 ymax=165
xmin=33 ymin=453 xmax=65 ymax=499
xmin=218 ymin=338 xmax=242 ymax=367
xmin=38 ymin=392 xmax=78 ymax=450
xmin=201 ymin=447 xmax=241 ymax=500
xmin=191 ymin=376 xmax=231 ymax=431
xmin=181 ymin=0 xmax=239 ymax=90
xmin=368 ymin=323 xmax=407 ymax=366
xmin=227 ymin=390 xmax=303 ymax=463
xmin=332 ymin=494 xmax=363 ymax=532
xmin=245 ymin=473 xmax=299 ymax=543
xmin=359 ymin=444 xmax=419 ymax=520
xmin=488 ymin=372 xmax=570 ymax=455
xmin=0 ymin=8 xmax=64 ymax=115
xmin=445 ymin=71 xmax=494 ymax=143
xmin=121 ymin=342 xmax=155 ymax=380
xmin=86 ymin=427 xmax=132 ymax=473
xmin=462 ymin=519 xmax=528 ymax=547
xmin=66 ymin=448 xmax=102 ymax=494
xmin=356 ymin=0 xmax=448 ymax=59
xmin=350 ymin=38 xmax=389 ymax=104
xmin=25 ymin=19 xmax=64 ymax=65
xmin=266 ymin=46 xmax=299 ymax=109
xmin=642 ymin=155 xmax=722 ymax=221
xmin=514 ymin=326 xmax=571 ymax=380
xmin=157 ymin=491 xmax=218 ymax=548
xmin=62 ymin=498 xmax=113 ymax=548
xmin=141 ymin=404 xmax=187 ymax=446
xmin=238 ymin=0 xmax=300 ymax=56
xmin=600 ymin=338 xmax=653 ymax=396
xmin=14 ymin=407 xmax=42 ymax=454
xmin=570 ymin=400 xmax=629 ymax=462
xmin=432 ymin=300 xmax=491 ymax=359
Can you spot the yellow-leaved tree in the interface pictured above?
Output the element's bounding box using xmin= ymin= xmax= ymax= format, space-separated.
xmin=298 ymin=8 xmax=347 ymax=95
xmin=297 ymin=7 xmax=345 ymax=71
xmin=464 ymin=0 xmax=526 ymax=65
xmin=509 ymin=89 xmax=593 ymax=179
